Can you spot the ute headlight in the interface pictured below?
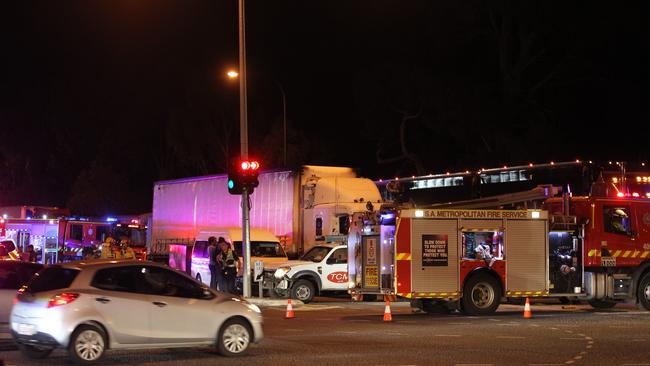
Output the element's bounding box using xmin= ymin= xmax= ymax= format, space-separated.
xmin=274 ymin=267 xmax=291 ymax=279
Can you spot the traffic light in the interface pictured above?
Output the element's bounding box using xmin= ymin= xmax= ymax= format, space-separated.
xmin=227 ymin=159 xmax=260 ymax=195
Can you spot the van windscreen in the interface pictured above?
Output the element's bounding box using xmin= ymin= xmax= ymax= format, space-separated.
xmin=233 ymin=241 xmax=286 ymax=258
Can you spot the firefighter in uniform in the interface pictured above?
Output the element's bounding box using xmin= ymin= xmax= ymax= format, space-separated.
xmin=100 ymin=237 xmax=116 ymax=259
xmin=120 ymin=239 xmax=136 ymax=260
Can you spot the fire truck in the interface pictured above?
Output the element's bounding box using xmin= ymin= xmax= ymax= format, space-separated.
xmin=348 ymin=179 xmax=650 ymax=315
xmin=0 ymin=218 xmax=112 ymax=263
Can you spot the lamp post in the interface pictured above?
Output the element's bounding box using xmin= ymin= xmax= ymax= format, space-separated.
xmin=236 ymin=0 xmax=252 ymax=299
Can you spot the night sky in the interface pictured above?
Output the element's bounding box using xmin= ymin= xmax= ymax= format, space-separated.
xmin=0 ymin=1 xmax=648 ymax=215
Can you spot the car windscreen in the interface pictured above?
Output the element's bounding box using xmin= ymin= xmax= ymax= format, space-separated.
xmin=233 ymin=241 xmax=286 ymax=258
xmin=25 ymin=267 xmax=80 ymax=293
xmin=300 ymin=246 xmax=332 ymax=262
xmin=0 ymin=262 xmax=43 ymax=290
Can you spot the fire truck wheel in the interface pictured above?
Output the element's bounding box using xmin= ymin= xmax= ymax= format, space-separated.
xmin=637 ymin=272 xmax=650 ymax=311
xmin=291 ymin=279 xmax=315 ymax=303
xmin=587 ymin=299 xmax=616 ymax=309
xmin=461 ymin=274 xmax=501 ymax=315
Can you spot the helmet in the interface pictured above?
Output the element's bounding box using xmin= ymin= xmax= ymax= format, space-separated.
xmin=613 ymin=209 xmax=628 ymax=218
xmin=105 ymin=237 xmax=116 ymax=244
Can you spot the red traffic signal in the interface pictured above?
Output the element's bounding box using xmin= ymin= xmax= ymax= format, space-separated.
xmin=228 ymin=159 xmax=260 ymax=195
xmin=240 ymin=161 xmax=259 ymax=171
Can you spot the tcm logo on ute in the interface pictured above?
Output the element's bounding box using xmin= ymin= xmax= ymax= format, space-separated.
xmin=327 ymin=272 xmax=348 ymax=283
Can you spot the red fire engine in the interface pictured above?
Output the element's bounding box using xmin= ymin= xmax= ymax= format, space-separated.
xmin=348 ymin=180 xmax=650 ymax=315
xmin=0 ymin=218 xmax=112 ymax=264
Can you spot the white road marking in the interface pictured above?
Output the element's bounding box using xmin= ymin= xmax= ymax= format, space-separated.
xmin=632 ymin=339 xmax=646 ymax=342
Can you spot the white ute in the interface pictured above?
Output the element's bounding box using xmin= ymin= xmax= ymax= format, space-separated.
xmin=263 ymin=244 xmax=348 ymax=303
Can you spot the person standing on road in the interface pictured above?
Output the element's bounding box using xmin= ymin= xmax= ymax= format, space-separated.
xmin=208 ymin=236 xmax=222 ymax=290
xmin=25 ymin=244 xmax=37 ymax=263
xmin=219 ymin=238 xmax=240 ymax=294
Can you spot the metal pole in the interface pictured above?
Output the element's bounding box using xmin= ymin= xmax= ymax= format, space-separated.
xmin=238 ymin=0 xmax=251 ymax=298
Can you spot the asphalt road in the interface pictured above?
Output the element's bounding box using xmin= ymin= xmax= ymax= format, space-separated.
xmin=2 ymin=299 xmax=650 ymax=366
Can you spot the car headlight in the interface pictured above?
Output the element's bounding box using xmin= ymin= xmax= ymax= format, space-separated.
xmin=274 ymin=267 xmax=291 ymax=279
xmin=245 ymin=303 xmax=262 ymax=314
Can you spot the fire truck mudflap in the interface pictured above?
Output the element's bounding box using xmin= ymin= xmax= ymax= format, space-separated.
xmin=349 ymin=209 xmax=550 ymax=315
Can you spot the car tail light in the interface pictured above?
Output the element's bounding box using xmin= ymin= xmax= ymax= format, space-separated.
xmin=47 ymin=292 xmax=80 ymax=308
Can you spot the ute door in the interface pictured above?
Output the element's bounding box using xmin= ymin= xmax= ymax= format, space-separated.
xmin=145 ymin=266 xmax=217 ymax=343
xmin=321 ymin=247 xmax=348 ymax=291
xmin=90 ymin=265 xmax=151 ymax=344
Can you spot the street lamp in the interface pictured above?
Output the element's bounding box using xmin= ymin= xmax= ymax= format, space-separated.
xmin=227 ymin=71 xmax=287 ymax=167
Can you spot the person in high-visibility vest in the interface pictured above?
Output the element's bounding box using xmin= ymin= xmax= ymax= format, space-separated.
xmin=100 ymin=237 xmax=116 ymax=259
xmin=120 ymin=239 xmax=136 ymax=260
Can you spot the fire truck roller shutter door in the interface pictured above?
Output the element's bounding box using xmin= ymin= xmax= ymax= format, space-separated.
xmin=411 ymin=219 xmax=459 ymax=293
xmin=505 ymin=219 xmax=549 ymax=294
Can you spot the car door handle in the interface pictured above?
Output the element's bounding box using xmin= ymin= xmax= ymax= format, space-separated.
xmin=152 ymin=301 xmax=167 ymax=307
xmin=95 ymin=297 xmax=111 ymax=304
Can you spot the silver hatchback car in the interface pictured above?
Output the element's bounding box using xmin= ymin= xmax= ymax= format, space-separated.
xmin=10 ymin=259 xmax=263 ymax=364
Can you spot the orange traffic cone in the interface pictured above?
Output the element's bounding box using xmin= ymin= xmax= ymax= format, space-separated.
xmin=285 ymin=298 xmax=295 ymax=319
xmin=383 ymin=299 xmax=392 ymax=322
xmin=523 ymin=297 xmax=532 ymax=319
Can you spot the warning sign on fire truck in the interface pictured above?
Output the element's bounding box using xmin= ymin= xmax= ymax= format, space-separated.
xmin=422 ymin=234 xmax=448 ymax=267
xmin=366 ymin=237 xmax=377 ymax=265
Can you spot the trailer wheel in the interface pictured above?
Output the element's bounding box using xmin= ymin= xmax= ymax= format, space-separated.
xmin=588 ymin=299 xmax=616 ymax=309
xmin=291 ymin=279 xmax=315 ymax=303
xmin=637 ymin=272 xmax=650 ymax=311
xmin=461 ymin=274 xmax=501 ymax=315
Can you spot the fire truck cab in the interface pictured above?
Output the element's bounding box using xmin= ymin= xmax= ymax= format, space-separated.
xmin=544 ymin=193 xmax=650 ymax=310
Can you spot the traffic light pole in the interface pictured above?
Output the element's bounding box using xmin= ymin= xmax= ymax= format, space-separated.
xmin=238 ymin=0 xmax=252 ymax=298
xmin=242 ymin=187 xmax=251 ymax=298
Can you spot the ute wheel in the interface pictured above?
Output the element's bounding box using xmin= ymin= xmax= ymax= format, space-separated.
xmin=217 ymin=318 xmax=252 ymax=357
xmin=18 ymin=344 xmax=53 ymax=359
xmin=461 ymin=274 xmax=501 ymax=316
xmin=291 ymin=279 xmax=315 ymax=303
xmin=588 ymin=299 xmax=617 ymax=309
xmin=637 ymin=272 xmax=650 ymax=311
xmin=68 ymin=324 xmax=107 ymax=365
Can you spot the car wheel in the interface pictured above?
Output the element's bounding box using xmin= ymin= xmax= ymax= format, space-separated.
xmin=217 ymin=318 xmax=252 ymax=357
xmin=637 ymin=272 xmax=650 ymax=311
xmin=68 ymin=324 xmax=107 ymax=365
xmin=461 ymin=274 xmax=501 ymax=315
xmin=291 ymin=279 xmax=315 ymax=303
xmin=18 ymin=344 xmax=53 ymax=359
xmin=588 ymin=299 xmax=617 ymax=309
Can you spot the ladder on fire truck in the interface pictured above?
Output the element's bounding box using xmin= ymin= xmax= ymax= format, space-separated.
xmin=419 ymin=184 xmax=562 ymax=210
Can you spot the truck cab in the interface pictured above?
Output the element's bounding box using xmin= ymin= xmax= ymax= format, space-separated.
xmin=264 ymin=244 xmax=349 ymax=303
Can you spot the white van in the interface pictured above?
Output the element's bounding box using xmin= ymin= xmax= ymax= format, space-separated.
xmin=190 ymin=227 xmax=288 ymax=287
